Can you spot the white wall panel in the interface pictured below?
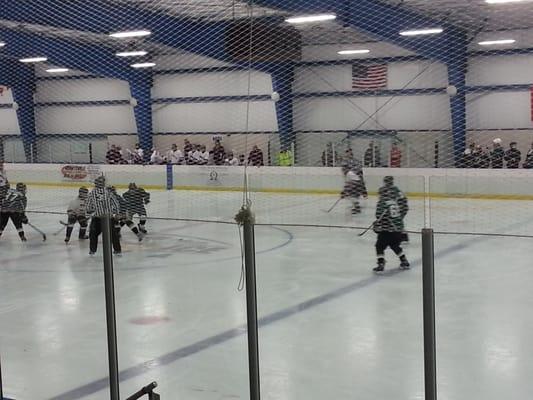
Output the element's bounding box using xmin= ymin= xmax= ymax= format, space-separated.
xmin=377 ymin=95 xmax=451 ymax=130
xmin=36 ymin=79 xmax=131 ymax=102
xmin=293 ymin=97 xmax=378 ymax=131
xmin=36 ymin=106 xmax=136 ymax=134
xmin=0 ymin=109 xmax=20 ymax=134
xmin=154 ymin=101 xmax=278 ymax=132
xmin=388 ymin=62 xmax=448 ymax=89
xmin=153 ymin=71 xmax=272 ymax=98
xmin=468 ymin=55 xmax=533 ymax=86
xmin=467 ymin=92 xmax=532 ymax=129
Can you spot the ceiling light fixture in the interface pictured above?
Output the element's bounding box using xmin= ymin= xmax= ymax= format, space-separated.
xmin=109 ymin=30 xmax=151 ymax=39
xmin=131 ymin=62 xmax=156 ymax=69
xmin=338 ymin=49 xmax=370 ymax=55
xmin=19 ymin=57 xmax=48 ymax=63
xmin=478 ymin=39 xmax=516 ymax=45
xmin=116 ymin=50 xmax=148 ymax=57
xmin=285 ymin=14 xmax=336 ymax=24
xmin=400 ymin=28 xmax=443 ymax=36
xmin=46 ymin=68 xmax=69 ymax=73
xmin=0 ymin=42 xmax=5 ymax=48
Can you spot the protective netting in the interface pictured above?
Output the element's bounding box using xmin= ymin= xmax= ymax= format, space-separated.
xmin=0 ymin=0 xmax=532 ymax=237
xmin=2 ymin=1 xmax=533 ymax=398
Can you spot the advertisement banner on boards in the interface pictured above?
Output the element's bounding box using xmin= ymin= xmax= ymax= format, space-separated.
xmin=60 ymin=165 xmax=102 ymax=183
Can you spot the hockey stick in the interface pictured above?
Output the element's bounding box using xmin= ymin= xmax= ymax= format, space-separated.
xmin=358 ymin=210 xmax=387 ymax=237
xmin=52 ymin=225 xmax=65 ymax=236
xmin=323 ymin=197 xmax=342 ymax=213
xmin=27 ymin=222 xmax=47 ymax=241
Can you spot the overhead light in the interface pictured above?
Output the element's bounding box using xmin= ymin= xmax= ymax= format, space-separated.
xmin=131 ymin=62 xmax=156 ymax=69
xmin=338 ymin=49 xmax=370 ymax=55
xmin=46 ymin=68 xmax=69 ymax=73
xmin=116 ymin=50 xmax=148 ymax=57
xmin=19 ymin=57 xmax=48 ymax=63
xmin=400 ymin=28 xmax=443 ymax=36
xmin=478 ymin=39 xmax=516 ymax=46
xmin=0 ymin=42 xmax=5 ymax=48
xmin=109 ymin=30 xmax=151 ymax=39
xmin=486 ymin=0 xmax=527 ymax=3
xmin=285 ymin=14 xmax=336 ymax=24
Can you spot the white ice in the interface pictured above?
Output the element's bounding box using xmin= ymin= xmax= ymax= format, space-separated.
xmin=0 ymin=186 xmax=532 ymax=400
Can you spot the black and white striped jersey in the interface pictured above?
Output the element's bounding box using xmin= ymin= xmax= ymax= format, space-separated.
xmin=86 ymin=187 xmax=120 ymax=217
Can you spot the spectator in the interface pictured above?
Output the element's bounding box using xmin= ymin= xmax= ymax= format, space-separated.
xmin=166 ymin=144 xmax=183 ymax=165
xmin=364 ymin=141 xmax=381 ymax=167
xmin=150 ymin=148 xmax=164 ymax=164
xmin=390 ymin=143 xmax=402 ymax=168
xmin=523 ymin=142 xmax=533 ymax=169
xmin=504 ymin=142 xmax=521 ymax=169
xmin=239 ymin=154 xmax=246 ymax=166
xmin=462 ymin=142 xmax=475 ymax=168
xmin=189 ymin=145 xmax=202 ymax=165
xmin=128 ymin=143 xmax=144 ymax=164
xmin=116 ymin=146 xmax=127 ymax=164
xmin=225 ymin=152 xmax=239 ymax=166
xmin=342 ymin=147 xmax=355 ymax=168
xmin=491 ymin=138 xmax=504 ymax=168
xmin=183 ymin=139 xmax=193 ymax=155
xmin=278 ymin=148 xmax=293 ymax=166
xmin=478 ymin=146 xmax=491 ymax=169
xmin=248 ymin=145 xmax=264 ymax=166
xmin=106 ymin=145 xmax=121 ymax=164
xmin=213 ymin=140 xmax=226 ymax=165
xmin=199 ymin=145 xmax=209 ymax=165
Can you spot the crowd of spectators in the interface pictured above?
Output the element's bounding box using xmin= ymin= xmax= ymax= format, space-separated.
xmin=460 ymin=138 xmax=533 ymax=169
xmin=106 ymin=139 xmax=265 ymax=167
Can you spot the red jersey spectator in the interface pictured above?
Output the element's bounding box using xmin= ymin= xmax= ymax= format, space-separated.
xmin=390 ymin=144 xmax=402 ymax=168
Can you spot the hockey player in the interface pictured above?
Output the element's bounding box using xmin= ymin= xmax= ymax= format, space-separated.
xmin=373 ymin=176 xmax=410 ymax=273
xmin=110 ymin=186 xmax=144 ymax=242
xmin=86 ymin=176 xmax=122 ymax=255
xmin=341 ymin=165 xmax=367 ymax=214
xmin=122 ymin=182 xmax=150 ymax=235
xmin=65 ymin=187 xmax=89 ymax=243
xmin=0 ymin=182 xmax=28 ymax=242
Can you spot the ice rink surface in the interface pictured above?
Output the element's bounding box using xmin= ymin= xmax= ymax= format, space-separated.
xmin=1 ymin=187 xmax=533 ymax=400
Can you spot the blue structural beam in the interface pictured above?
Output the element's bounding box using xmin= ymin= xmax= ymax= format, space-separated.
xmin=0 ymin=0 xmax=245 ymax=62
xmin=129 ymin=71 xmax=154 ymax=156
xmin=0 ymin=28 xmax=153 ymax=157
xmin=268 ymin=63 xmax=295 ymax=149
xmin=0 ymin=58 xmax=37 ymax=162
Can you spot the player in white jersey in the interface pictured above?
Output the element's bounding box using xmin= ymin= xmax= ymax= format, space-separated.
xmin=65 ymin=187 xmax=89 ymax=243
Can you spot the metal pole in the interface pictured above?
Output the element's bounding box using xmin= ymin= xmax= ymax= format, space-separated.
xmin=0 ymin=354 xmax=4 ymax=400
xmin=422 ymin=228 xmax=437 ymax=400
xmin=241 ymin=208 xmax=261 ymax=400
xmin=102 ymin=216 xmax=120 ymax=400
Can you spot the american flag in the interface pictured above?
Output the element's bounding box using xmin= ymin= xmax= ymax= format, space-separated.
xmin=352 ymin=64 xmax=388 ymax=90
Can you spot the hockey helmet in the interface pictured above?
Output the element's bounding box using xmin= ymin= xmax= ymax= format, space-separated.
xmin=384 ymin=176 xmax=394 ymax=186
xmin=128 ymin=182 xmax=137 ymax=190
xmin=79 ymin=186 xmax=89 ymax=197
xmin=16 ymin=182 xmax=27 ymax=193
xmin=94 ymin=175 xmax=106 ymax=188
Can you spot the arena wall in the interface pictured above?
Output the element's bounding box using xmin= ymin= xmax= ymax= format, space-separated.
xmin=5 ymin=163 xmax=533 ymax=199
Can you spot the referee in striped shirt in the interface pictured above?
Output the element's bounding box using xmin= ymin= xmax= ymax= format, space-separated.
xmin=86 ymin=175 xmax=122 ymax=256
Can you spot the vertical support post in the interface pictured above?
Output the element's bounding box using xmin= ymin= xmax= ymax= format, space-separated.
xmin=129 ymin=71 xmax=153 ymax=161
xmin=102 ymin=216 xmax=120 ymax=400
xmin=0 ymin=354 xmax=4 ymax=400
xmin=237 ymin=206 xmax=261 ymax=400
xmin=12 ymin=64 xmax=37 ymax=164
xmin=270 ymin=63 xmax=295 ymax=153
xmin=166 ymin=164 xmax=173 ymax=190
xmin=89 ymin=143 xmax=93 ymax=164
xmin=422 ymin=228 xmax=437 ymax=400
